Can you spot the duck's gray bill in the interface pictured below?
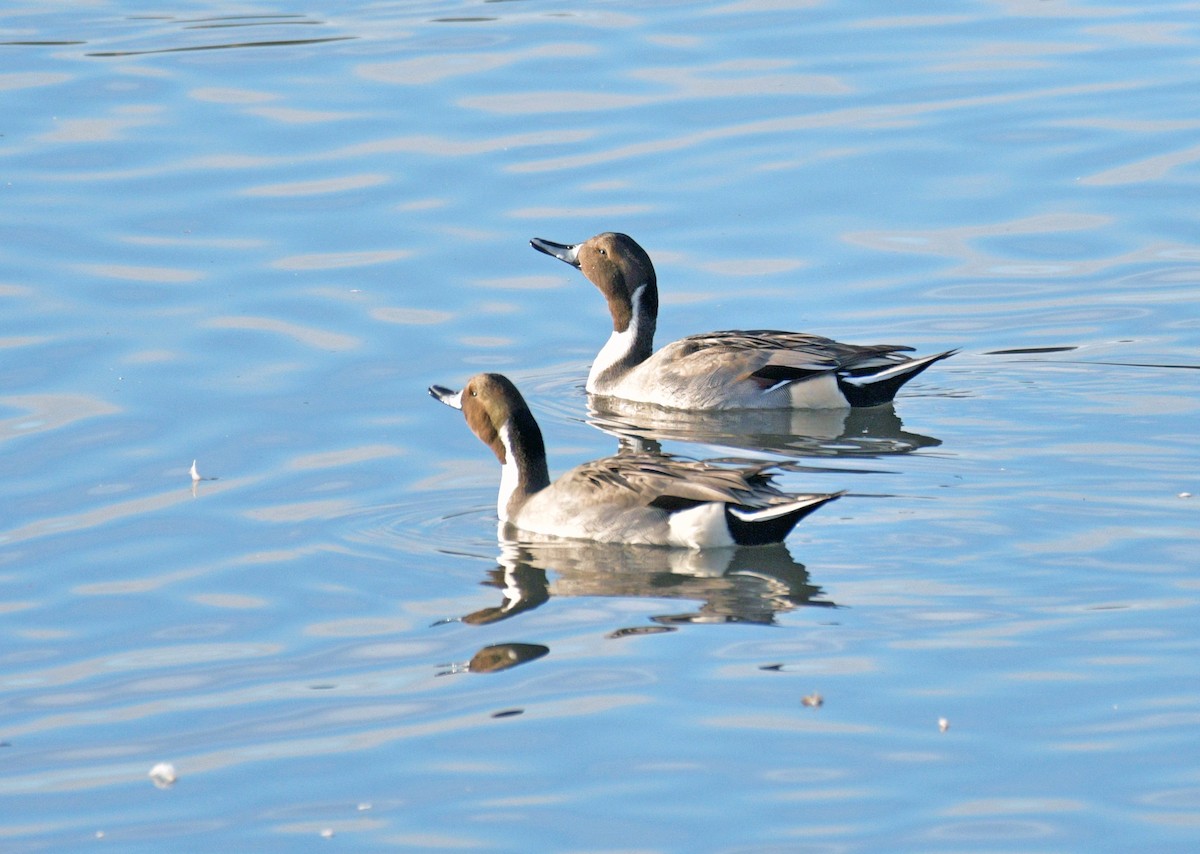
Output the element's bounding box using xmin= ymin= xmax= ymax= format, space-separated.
xmin=529 ymin=238 xmax=581 ymax=267
xmin=428 ymin=385 xmax=463 ymax=410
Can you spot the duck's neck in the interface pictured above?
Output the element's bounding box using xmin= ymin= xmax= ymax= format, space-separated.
xmin=494 ymin=409 xmax=551 ymax=522
xmin=587 ymin=282 xmax=657 ymax=394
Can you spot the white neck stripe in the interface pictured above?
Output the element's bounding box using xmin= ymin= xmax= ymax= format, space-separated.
xmin=587 ymin=284 xmax=648 ymax=392
xmin=496 ymin=424 xmax=519 ymax=522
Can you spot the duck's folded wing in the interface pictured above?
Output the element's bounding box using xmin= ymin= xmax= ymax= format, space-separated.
xmin=669 ymin=330 xmax=915 ymax=381
xmin=562 ymin=455 xmax=774 ymax=512
xmin=655 ymin=335 xmax=835 ymax=388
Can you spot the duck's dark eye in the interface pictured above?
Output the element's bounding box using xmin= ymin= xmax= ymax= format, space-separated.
xmin=597 ymin=247 xmax=607 ymax=256
xmin=470 ymin=389 xmax=477 ymax=397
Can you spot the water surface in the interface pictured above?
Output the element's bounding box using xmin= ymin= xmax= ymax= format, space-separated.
xmin=1 ymin=1 xmax=1198 ymax=851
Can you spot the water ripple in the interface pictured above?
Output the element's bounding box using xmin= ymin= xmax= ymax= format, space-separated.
xmin=0 ymin=393 xmax=120 ymax=442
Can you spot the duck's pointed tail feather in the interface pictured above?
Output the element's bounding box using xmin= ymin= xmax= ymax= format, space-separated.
xmin=725 ymin=492 xmax=843 ymax=546
xmin=837 ymin=349 xmax=957 ymax=407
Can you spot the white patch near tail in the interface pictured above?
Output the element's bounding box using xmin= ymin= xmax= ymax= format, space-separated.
xmin=785 ymin=372 xmax=850 ymax=409
xmin=667 ymin=502 xmax=735 ymax=549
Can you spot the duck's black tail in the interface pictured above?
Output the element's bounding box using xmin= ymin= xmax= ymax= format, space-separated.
xmin=837 ymin=349 xmax=957 ymax=407
xmin=725 ymin=492 xmax=843 ymax=546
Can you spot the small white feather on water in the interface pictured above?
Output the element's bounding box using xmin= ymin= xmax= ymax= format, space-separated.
xmin=149 ymin=761 xmax=177 ymax=788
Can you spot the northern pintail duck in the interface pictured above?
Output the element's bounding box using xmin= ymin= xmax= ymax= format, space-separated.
xmin=530 ymin=232 xmax=956 ymax=410
xmin=429 ymin=372 xmax=841 ymax=548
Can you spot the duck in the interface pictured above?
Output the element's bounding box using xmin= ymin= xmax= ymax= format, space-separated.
xmin=429 ymin=372 xmax=842 ymax=548
xmin=530 ymin=232 xmax=956 ymax=410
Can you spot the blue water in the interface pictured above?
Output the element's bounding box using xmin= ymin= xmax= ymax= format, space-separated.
xmin=2 ymin=1 xmax=1198 ymax=851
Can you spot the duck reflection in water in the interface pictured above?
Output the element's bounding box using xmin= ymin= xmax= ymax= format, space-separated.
xmin=448 ymin=538 xmax=834 ymax=631
xmin=588 ymin=396 xmax=941 ymax=460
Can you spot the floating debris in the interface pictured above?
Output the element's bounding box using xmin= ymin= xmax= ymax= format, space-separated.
xmin=95 ymin=831 xmax=105 ymax=839
xmin=188 ymin=460 xmax=218 ymax=488
xmin=1179 ymin=492 xmax=1192 ymax=499
xmin=938 ymin=717 xmax=950 ymax=733
xmin=149 ymin=762 xmax=177 ymax=788
xmin=607 ymin=625 xmax=675 ymax=639
xmin=801 ymin=692 xmax=823 ymax=708
xmin=320 ymin=828 xmax=335 ymax=839
xmin=356 ymin=802 xmax=372 ymax=812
